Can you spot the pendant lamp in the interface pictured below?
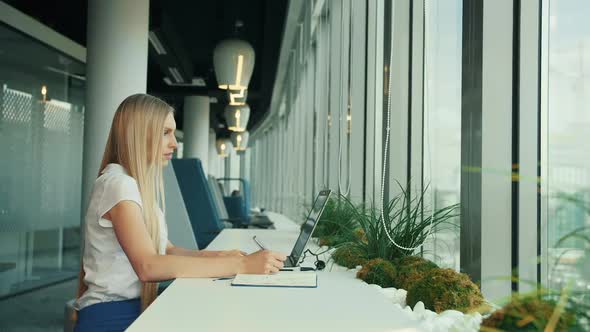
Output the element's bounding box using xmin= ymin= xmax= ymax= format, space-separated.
xmin=213 ymin=39 xmax=255 ymax=90
xmin=215 ymin=138 xmax=233 ymax=157
xmin=230 ymin=131 xmax=249 ymax=152
xmin=224 ymin=104 xmax=250 ymax=132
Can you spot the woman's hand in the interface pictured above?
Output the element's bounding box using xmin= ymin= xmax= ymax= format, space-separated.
xmin=217 ymin=249 xmax=247 ymax=257
xmin=238 ymin=250 xmax=287 ymax=274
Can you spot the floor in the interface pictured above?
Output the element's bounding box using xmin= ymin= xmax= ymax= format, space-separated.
xmin=0 ymin=279 xmax=77 ymax=332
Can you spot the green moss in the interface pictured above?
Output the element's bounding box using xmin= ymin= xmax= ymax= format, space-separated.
xmin=318 ymin=228 xmax=366 ymax=248
xmin=481 ymin=296 xmax=575 ymax=332
xmin=393 ymin=256 xmax=438 ymax=291
xmin=356 ymin=258 xmax=398 ymax=288
xmin=406 ymin=268 xmax=483 ymax=313
xmin=332 ymin=244 xmax=368 ymax=269
xmin=319 ymin=235 xmax=343 ymax=247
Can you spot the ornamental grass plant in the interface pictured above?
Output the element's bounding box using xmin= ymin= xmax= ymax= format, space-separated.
xmin=340 ymin=182 xmax=459 ymax=262
xmin=305 ymin=194 xmax=361 ymax=248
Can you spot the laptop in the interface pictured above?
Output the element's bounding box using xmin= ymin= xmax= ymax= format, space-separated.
xmin=253 ymin=189 xmax=332 ymax=268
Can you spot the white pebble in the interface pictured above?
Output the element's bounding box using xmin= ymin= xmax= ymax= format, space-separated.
xmin=413 ymin=301 xmax=426 ymax=315
xmin=369 ymin=284 xmax=382 ymax=290
xmin=423 ymin=309 xmax=437 ymax=320
xmin=330 ymin=257 xmax=484 ymax=332
xmin=439 ymin=310 xmax=464 ymax=320
xmin=434 ymin=317 xmax=456 ymax=330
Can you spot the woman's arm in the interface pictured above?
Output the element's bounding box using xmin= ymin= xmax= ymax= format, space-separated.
xmin=107 ymin=201 xmax=286 ymax=282
xmin=166 ymin=241 xmax=246 ymax=258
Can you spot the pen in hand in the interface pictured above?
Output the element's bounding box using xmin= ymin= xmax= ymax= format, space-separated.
xmin=213 ymin=277 xmax=234 ymax=281
xmin=252 ymin=235 xmax=267 ymax=250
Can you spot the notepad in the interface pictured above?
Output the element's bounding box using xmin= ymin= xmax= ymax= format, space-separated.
xmin=231 ymin=272 xmax=317 ymax=288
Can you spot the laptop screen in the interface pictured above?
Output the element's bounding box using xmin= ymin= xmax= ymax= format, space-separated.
xmin=289 ymin=189 xmax=332 ymax=264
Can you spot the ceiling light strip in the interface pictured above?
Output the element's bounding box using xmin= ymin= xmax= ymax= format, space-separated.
xmin=148 ymin=31 xmax=167 ymax=55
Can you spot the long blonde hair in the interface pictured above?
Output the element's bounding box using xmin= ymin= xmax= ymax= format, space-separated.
xmin=75 ymin=94 xmax=173 ymax=315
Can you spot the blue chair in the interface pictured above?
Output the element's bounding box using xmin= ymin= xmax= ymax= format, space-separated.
xmin=217 ymin=178 xmax=252 ymax=226
xmin=207 ymin=175 xmax=230 ymax=220
xmin=171 ymin=158 xmax=227 ymax=249
xmin=162 ymin=162 xmax=198 ymax=250
xmin=223 ymin=196 xmax=245 ymax=222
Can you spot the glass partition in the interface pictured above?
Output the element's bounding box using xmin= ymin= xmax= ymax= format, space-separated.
xmin=0 ymin=23 xmax=85 ymax=298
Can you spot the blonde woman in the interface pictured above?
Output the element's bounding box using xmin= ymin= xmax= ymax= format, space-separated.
xmin=73 ymin=94 xmax=286 ymax=332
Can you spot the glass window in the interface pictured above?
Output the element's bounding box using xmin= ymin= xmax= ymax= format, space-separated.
xmin=545 ymin=0 xmax=590 ymax=297
xmin=423 ymin=0 xmax=463 ymax=270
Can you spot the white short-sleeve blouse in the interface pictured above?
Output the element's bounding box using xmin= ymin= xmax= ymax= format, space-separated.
xmin=75 ymin=163 xmax=168 ymax=310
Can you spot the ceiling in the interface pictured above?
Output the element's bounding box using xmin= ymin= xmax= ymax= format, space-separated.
xmin=3 ymin=0 xmax=288 ymax=137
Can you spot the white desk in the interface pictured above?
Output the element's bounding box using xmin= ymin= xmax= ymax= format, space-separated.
xmin=207 ymin=229 xmax=299 ymax=253
xmin=127 ymin=229 xmax=421 ymax=332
